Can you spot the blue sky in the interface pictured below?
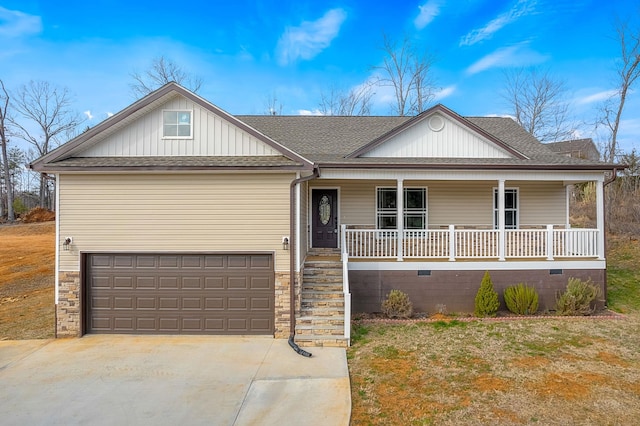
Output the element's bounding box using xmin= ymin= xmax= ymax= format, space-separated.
xmin=1 ymin=0 xmax=638 ymax=155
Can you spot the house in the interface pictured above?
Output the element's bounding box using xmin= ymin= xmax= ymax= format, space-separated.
xmin=546 ymin=138 xmax=600 ymax=161
xmin=30 ymin=83 xmax=620 ymax=348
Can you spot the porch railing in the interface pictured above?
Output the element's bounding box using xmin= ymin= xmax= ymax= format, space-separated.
xmin=341 ymin=225 xmax=600 ymax=261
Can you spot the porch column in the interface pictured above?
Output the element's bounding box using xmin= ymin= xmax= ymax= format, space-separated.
xmin=498 ymin=179 xmax=506 ymax=261
xmin=397 ymin=178 xmax=404 ymax=261
xmin=596 ymin=178 xmax=605 ymax=260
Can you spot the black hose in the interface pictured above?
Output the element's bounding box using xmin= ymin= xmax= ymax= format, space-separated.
xmin=288 ymin=336 xmax=312 ymax=357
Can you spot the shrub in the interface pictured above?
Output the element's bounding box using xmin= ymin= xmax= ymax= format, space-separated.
xmin=504 ymin=283 xmax=539 ymax=315
xmin=555 ymin=277 xmax=601 ymax=316
xmin=381 ymin=289 xmax=413 ymax=319
xmin=474 ymin=271 xmax=500 ymax=317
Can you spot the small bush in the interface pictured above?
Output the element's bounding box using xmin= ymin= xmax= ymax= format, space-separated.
xmin=474 ymin=271 xmax=500 ymax=317
xmin=504 ymin=283 xmax=539 ymax=315
xmin=381 ymin=289 xmax=413 ymax=319
xmin=555 ymin=277 xmax=601 ymax=316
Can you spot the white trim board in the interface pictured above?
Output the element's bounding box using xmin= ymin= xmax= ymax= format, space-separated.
xmin=348 ymin=260 xmax=606 ymax=271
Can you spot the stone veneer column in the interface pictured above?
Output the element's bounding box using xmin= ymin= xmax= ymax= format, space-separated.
xmin=57 ymin=271 xmax=81 ymax=337
xmin=273 ymin=272 xmax=291 ymax=338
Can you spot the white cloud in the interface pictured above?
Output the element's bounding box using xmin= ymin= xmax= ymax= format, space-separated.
xmin=106 ymin=112 xmax=114 ymax=118
xmin=459 ymin=0 xmax=537 ymax=46
xmin=414 ymin=1 xmax=442 ymax=30
xmin=575 ymin=89 xmax=618 ymax=105
xmin=433 ymin=85 xmax=456 ymax=101
xmin=83 ymin=110 xmax=94 ymax=120
xmin=465 ymin=44 xmax=547 ymax=75
xmin=0 ymin=7 xmax=42 ymax=38
xmin=276 ymin=8 xmax=347 ymax=66
xmin=297 ymin=109 xmax=325 ymax=116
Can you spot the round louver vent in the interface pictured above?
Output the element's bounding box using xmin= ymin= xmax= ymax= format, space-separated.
xmin=428 ymin=115 xmax=445 ymax=132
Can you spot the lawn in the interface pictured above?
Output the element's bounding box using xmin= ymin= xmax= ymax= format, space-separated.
xmin=348 ymin=237 xmax=640 ymax=425
xmin=0 ymin=222 xmax=55 ymax=340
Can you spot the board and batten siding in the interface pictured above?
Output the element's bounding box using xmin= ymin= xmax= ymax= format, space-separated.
xmin=361 ymin=113 xmax=512 ymax=158
xmin=310 ymin=180 xmax=566 ymax=228
xmin=58 ymin=173 xmax=293 ymax=272
xmin=78 ymin=96 xmax=281 ymax=157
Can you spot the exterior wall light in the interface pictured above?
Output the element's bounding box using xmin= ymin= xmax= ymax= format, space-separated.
xmin=63 ymin=237 xmax=73 ymax=251
xmin=282 ymin=237 xmax=289 ymax=250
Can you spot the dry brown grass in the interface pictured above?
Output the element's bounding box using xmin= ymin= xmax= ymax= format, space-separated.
xmin=0 ymin=222 xmax=55 ymax=339
xmin=348 ymin=315 xmax=640 ymax=425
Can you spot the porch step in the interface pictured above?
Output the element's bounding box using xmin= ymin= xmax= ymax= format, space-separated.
xmin=294 ymin=335 xmax=349 ymax=348
xmin=297 ymin=256 xmax=347 ymax=347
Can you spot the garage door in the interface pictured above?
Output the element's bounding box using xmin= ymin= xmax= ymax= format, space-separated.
xmin=86 ymin=254 xmax=274 ymax=335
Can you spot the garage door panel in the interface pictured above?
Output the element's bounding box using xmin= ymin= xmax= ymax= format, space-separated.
xmin=114 ymin=256 xmax=134 ymax=268
xmin=158 ymin=256 xmax=180 ymax=268
xmin=136 ymin=256 xmax=157 ymax=268
xmin=87 ymin=254 xmax=274 ymax=335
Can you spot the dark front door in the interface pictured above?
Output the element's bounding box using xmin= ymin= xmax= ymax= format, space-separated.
xmin=312 ymin=189 xmax=338 ymax=248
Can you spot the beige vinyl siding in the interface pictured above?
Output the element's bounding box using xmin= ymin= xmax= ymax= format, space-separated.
xmin=309 ymin=179 xmax=566 ymax=229
xmin=78 ymin=96 xmax=281 ymax=157
xmin=58 ymin=173 xmax=293 ymax=272
xmin=517 ymin=181 xmax=565 ymax=226
xmin=362 ymin=113 xmax=511 ymax=158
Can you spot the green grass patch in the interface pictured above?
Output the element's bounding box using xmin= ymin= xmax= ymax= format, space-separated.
xmin=429 ymin=319 xmax=467 ymax=330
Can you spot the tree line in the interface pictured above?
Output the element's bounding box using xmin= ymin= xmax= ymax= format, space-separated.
xmin=1 ymin=15 xmax=638 ymax=222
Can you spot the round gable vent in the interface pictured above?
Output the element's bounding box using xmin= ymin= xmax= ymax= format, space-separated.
xmin=428 ymin=115 xmax=445 ymax=132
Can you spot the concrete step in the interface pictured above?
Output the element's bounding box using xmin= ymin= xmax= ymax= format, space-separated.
xmin=301 ymin=298 xmax=344 ymax=308
xmin=301 ymin=291 xmax=343 ymax=299
xmin=295 ymin=325 xmax=344 ymax=336
xmin=297 ymin=316 xmax=345 ymax=326
xmin=302 ymin=266 xmax=342 ymax=277
xmin=294 ymin=335 xmax=349 ymax=348
xmin=300 ymin=307 xmax=344 ymax=316
xmin=302 ymin=284 xmax=343 ymax=293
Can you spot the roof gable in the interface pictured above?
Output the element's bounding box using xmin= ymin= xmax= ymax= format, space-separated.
xmin=31 ymin=83 xmax=312 ymax=170
xmin=348 ymin=105 xmax=527 ymax=160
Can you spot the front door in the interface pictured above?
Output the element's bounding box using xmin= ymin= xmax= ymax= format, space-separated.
xmin=312 ymin=189 xmax=338 ymax=248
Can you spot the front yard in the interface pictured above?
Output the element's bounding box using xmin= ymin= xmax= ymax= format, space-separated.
xmin=347 ymin=237 xmax=640 ymax=425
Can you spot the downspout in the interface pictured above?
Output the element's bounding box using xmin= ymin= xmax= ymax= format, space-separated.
xmin=288 ymin=167 xmax=319 ymax=357
xmin=601 ymin=167 xmax=619 ymax=306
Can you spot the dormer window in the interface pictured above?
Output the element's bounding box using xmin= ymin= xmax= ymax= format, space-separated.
xmin=163 ymin=110 xmax=192 ymax=138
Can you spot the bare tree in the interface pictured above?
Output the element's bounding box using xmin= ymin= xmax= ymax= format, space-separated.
xmin=373 ymin=33 xmax=437 ymax=116
xmin=0 ymin=80 xmax=15 ymax=221
xmin=9 ymin=81 xmax=83 ymax=208
xmin=318 ymin=82 xmax=374 ymax=116
xmin=130 ymin=56 xmax=203 ymax=98
xmin=264 ymin=92 xmax=284 ymax=115
xmin=599 ymin=15 xmax=640 ymax=162
xmin=501 ymin=67 xmax=575 ymax=142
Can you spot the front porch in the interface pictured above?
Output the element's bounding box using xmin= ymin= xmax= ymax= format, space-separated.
xmin=341 ymin=224 xmax=602 ymax=261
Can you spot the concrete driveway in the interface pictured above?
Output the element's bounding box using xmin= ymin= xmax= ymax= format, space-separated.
xmin=0 ymin=335 xmax=350 ymax=425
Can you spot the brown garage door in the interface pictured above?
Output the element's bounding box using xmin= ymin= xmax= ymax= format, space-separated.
xmin=86 ymin=253 xmax=274 ymax=335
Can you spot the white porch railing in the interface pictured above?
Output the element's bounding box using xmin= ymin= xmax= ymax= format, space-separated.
xmin=342 ymin=225 xmax=600 ymax=261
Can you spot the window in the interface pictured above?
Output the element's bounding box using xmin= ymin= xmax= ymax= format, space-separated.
xmin=376 ymin=187 xmax=427 ymax=229
xmin=163 ymin=110 xmax=192 ymax=138
xmin=493 ymin=188 xmax=518 ymax=229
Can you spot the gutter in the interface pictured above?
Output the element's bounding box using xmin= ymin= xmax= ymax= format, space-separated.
xmin=288 ymin=167 xmax=320 ymax=357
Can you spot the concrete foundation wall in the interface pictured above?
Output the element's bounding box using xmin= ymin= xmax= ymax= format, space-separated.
xmin=349 ymin=268 xmax=606 ymax=314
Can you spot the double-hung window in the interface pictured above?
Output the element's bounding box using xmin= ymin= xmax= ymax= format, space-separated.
xmin=376 ymin=187 xmax=427 ymax=229
xmin=493 ymin=188 xmax=518 ymax=229
xmin=163 ymin=110 xmax=192 ymax=138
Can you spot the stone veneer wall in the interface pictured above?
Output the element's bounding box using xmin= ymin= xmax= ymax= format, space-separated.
xmin=57 ymin=271 xmax=81 ymax=337
xmin=273 ymin=271 xmax=302 ymax=338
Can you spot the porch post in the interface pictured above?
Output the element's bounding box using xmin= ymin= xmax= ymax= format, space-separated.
xmin=596 ymin=178 xmax=605 ymax=260
xmin=397 ymin=179 xmax=404 ymax=261
xmin=498 ymin=179 xmax=506 ymax=261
